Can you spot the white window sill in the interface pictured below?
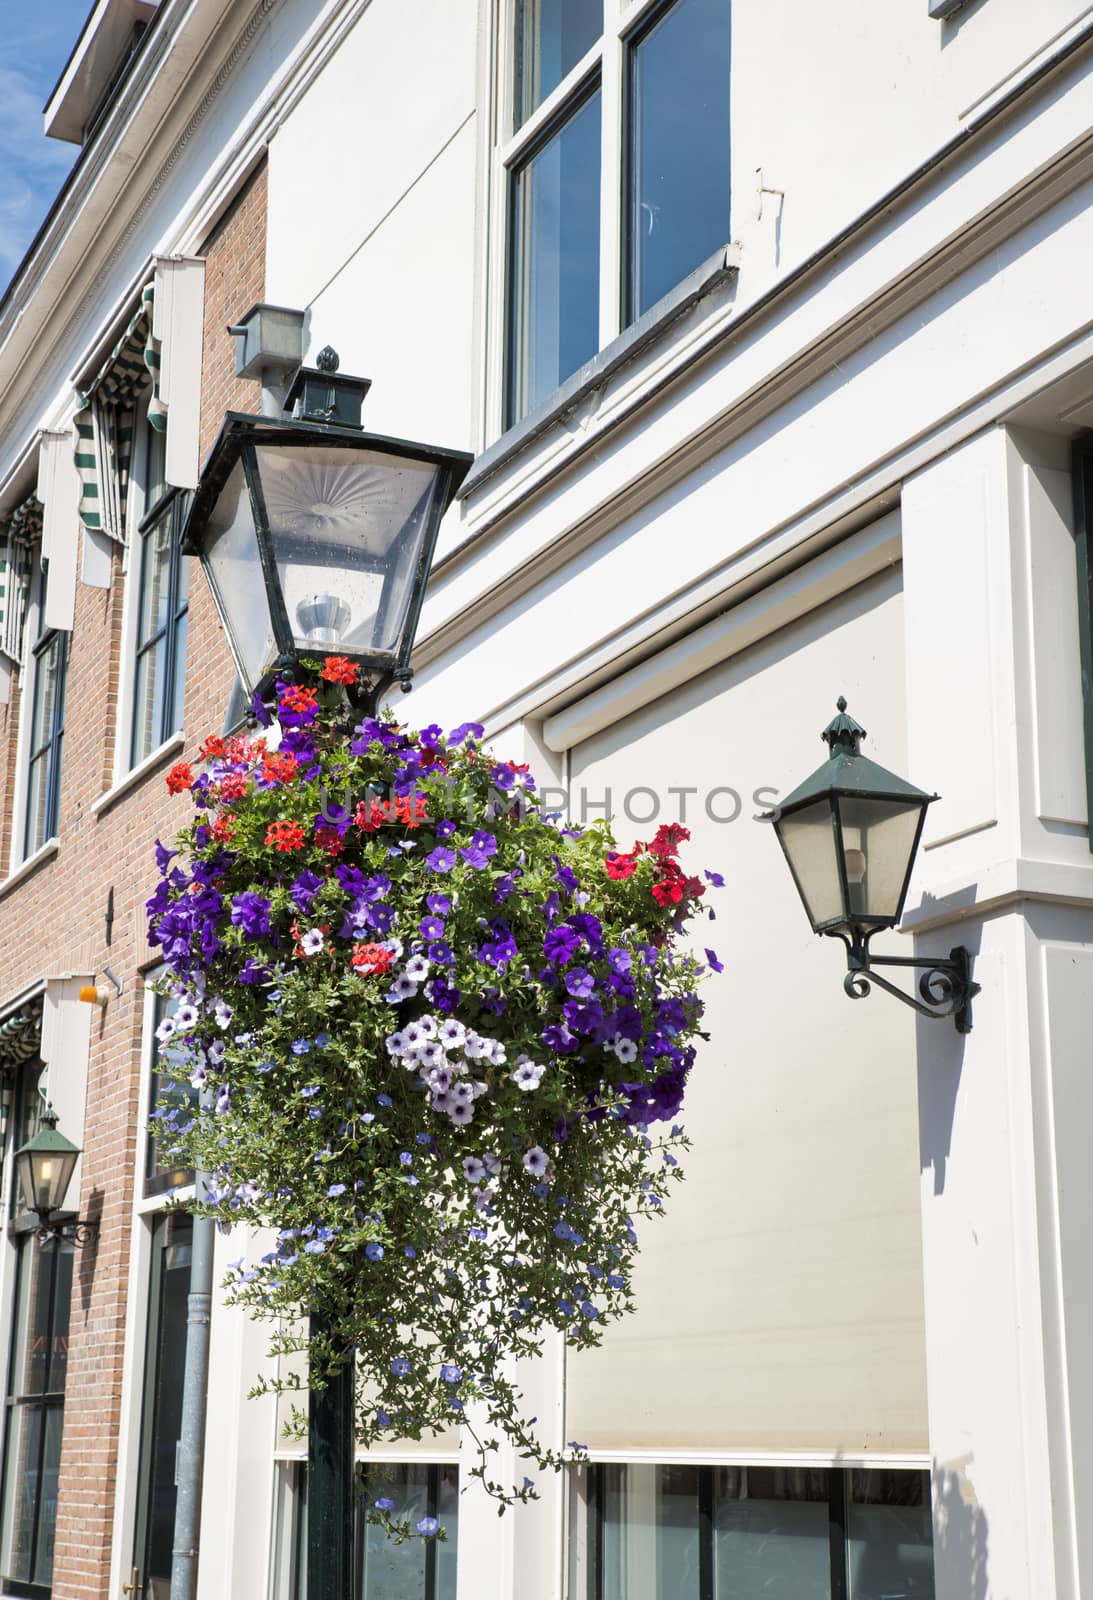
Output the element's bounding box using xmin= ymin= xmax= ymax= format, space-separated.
xmin=0 ymin=837 xmax=60 ymax=900
xmin=92 ymin=731 xmax=186 ymax=816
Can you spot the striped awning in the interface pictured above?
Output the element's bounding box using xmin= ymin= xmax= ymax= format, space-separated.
xmin=0 ymin=495 xmax=43 ymax=667
xmin=0 ymin=994 xmax=44 ymax=1070
xmin=74 ymin=280 xmax=166 ymax=545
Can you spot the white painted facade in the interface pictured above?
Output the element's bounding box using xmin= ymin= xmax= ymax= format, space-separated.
xmin=1 ymin=1 xmax=1092 ymax=1597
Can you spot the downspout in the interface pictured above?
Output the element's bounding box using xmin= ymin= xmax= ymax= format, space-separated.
xmin=170 ymin=1148 xmax=215 ymax=1600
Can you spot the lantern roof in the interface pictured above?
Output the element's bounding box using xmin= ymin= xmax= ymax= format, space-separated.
xmin=776 ymin=697 xmax=938 ymax=814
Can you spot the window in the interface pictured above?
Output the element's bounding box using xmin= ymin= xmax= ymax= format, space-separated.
xmin=22 ymin=558 xmax=67 ymax=859
xmin=578 ymin=1463 xmax=934 ymax=1599
xmin=129 ymin=420 xmax=189 ymax=769
xmin=0 ymin=1067 xmax=73 ymax=1599
xmin=274 ymin=1461 xmax=459 ymax=1600
xmin=501 ymin=0 xmax=731 ymax=426
xmin=145 ymin=992 xmax=197 ymax=1198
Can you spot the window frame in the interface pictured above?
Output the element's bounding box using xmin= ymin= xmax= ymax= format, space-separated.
xmin=113 ymin=399 xmax=189 ymax=786
xmin=11 ymin=555 xmax=67 ymax=868
xmin=489 ymin=0 xmax=729 ymax=436
xmin=128 ymin=486 xmax=189 ymax=773
xmin=575 ymin=1460 xmax=935 ymax=1600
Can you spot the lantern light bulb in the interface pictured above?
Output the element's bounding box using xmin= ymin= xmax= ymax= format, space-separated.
xmin=296 ymin=593 xmax=351 ymax=646
xmin=844 ymin=847 xmax=867 ymax=884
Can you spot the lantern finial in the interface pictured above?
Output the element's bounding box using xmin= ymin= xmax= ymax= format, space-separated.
xmin=822 ymin=696 xmax=866 ymax=757
xmin=315 ymin=344 xmax=340 ymax=374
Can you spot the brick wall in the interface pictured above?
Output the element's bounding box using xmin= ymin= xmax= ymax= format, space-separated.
xmin=0 ymin=157 xmax=267 ymax=1600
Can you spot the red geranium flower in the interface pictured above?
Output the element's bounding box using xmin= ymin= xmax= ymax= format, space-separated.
xmin=265 ymin=820 xmax=306 ymax=852
xmin=166 ymin=762 xmax=195 ymax=794
xmin=199 ymin=736 xmax=226 ymax=760
xmin=211 ymin=814 xmax=237 ymax=842
xmin=351 ymin=942 xmax=396 ymax=975
xmin=315 ymin=824 xmax=346 ymax=856
xmin=280 ymin=685 xmax=318 ymax=714
xmin=321 ymin=655 xmax=358 ymax=685
xmin=219 ymin=772 xmax=249 ymax=802
xmin=262 ymin=751 xmax=299 ymax=785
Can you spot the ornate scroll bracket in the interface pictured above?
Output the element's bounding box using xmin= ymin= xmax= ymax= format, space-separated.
xmin=841 ymin=942 xmax=979 ymax=1034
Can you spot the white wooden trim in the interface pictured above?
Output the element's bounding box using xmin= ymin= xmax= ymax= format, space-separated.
xmin=37 ymin=431 xmax=79 ymax=634
xmin=577 ymin=1448 xmax=932 ymax=1469
xmin=91 ymin=731 xmax=185 ymax=817
xmin=153 ymin=255 xmax=206 ymax=491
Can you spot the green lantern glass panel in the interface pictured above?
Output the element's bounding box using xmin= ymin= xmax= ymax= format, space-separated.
xmin=774 ymin=798 xmax=844 ymax=931
xmin=253 ymin=444 xmax=444 ymax=664
xmin=201 ymin=457 xmax=276 ymax=691
xmin=834 ymin=795 xmax=928 ymax=925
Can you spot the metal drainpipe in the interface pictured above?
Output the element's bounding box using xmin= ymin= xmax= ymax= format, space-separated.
xmin=170 ymin=1154 xmax=215 ymax=1600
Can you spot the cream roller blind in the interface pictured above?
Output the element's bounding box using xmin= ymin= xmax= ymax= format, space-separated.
xmin=563 ymin=567 xmax=929 ymax=1455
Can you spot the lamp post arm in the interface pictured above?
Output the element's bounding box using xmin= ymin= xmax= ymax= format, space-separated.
xmin=841 ymin=943 xmax=979 ymax=1033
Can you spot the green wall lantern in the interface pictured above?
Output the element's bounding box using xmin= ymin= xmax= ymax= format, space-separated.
xmin=14 ymin=1104 xmax=97 ymax=1244
xmin=769 ymin=699 xmax=980 ymax=1032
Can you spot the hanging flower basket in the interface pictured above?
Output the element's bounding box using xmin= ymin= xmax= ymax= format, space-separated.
xmin=147 ymin=659 xmax=722 ymax=1526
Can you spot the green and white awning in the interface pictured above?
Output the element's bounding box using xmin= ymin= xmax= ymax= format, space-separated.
xmin=0 ymin=994 xmax=44 ymax=1070
xmin=0 ymin=495 xmax=43 ymax=668
xmin=74 ymin=280 xmax=166 ymax=544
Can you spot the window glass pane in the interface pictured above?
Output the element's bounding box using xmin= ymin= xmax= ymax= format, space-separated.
xmin=714 ymin=1467 xmax=832 ymax=1600
xmin=24 ymin=753 xmax=50 ymax=859
xmin=31 ymin=1404 xmax=64 ymax=1588
xmin=600 ymin=1465 xmax=701 ymax=1600
xmin=9 ymin=1239 xmax=73 ymax=1398
xmin=146 ymin=994 xmax=197 ymax=1196
xmin=170 ymin=605 xmax=189 ymax=737
xmin=132 ymin=636 xmax=168 ymax=768
xmin=0 ymin=1404 xmax=41 ymax=1583
xmin=138 ymin=518 xmax=173 ymax=644
xmin=628 ymin=0 xmax=730 ymax=321
xmin=847 ymin=1469 xmax=934 ymax=1600
xmin=515 ymin=0 xmax=602 ymax=124
xmin=29 ymin=634 xmax=61 ymax=755
xmin=509 ymin=89 xmax=601 ymax=423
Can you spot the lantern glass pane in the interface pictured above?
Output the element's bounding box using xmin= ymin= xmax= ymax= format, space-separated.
xmin=201 ymin=458 xmax=277 ymax=690
xmin=18 ymin=1147 xmax=78 ymax=1216
xmin=834 ymin=796 xmax=926 ymax=923
xmin=774 ymin=798 xmax=844 ymax=930
xmin=253 ymin=445 xmax=444 ymax=665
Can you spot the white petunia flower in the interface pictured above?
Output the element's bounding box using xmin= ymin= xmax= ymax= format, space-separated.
xmin=214 ymin=1000 xmax=233 ymax=1029
xmin=156 ymin=1017 xmax=177 ymax=1044
xmin=512 ymin=1060 xmax=544 ymax=1091
xmin=403 ymin=955 xmax=429 ymax=982
xmin=207 ymin=1039 xmax=226 ymax=1066
xmin=448 ymin=1100 xmax=474 ymax=1125
xmin=522 ymin=1146 xmax=549 ymax=1177
xmin=462 ymin=1157 xmax=485 ymax=1183
xmin=386 ymin=1031 xmax=408 ymax=1057
xmin=438 ymin=1019 xmax=466 ymax=1049
xmin=174 ymin=1003 xmax=201 ymax=1031
xmin=611 ymin=1035 xmax=638 ymax=1064
xmin=300 ymin=929 xmax=325 ymax=956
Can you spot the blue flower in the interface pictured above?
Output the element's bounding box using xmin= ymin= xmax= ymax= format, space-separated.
xmin=391 ymin=1357 xmax=411 ymax=1376
xmin=404 ymin=1245 xmax=417 ymax=1259
xmin=376 ymin=1410 xmax=392 ymax=1429
xmin=416 ymin=1516 xmax=440 ymax=1537
xmin=315 ymin=1032 xmax=331 ymax=1048
xmin=415 ymin=1133 xmax=431 ymax=1146
xmin=327 ymin=1183 xmax=346 ymax=1197
xmin=399 ymin=1151 xmax=413 ymax=1166
xmin=304 ymin=1240 xmax=327 ymax=1254
xmin=378 ymin=1094 xmax=393 ymax=1107
xmin=366 ymin=1243 xmax=384 ymax=1261
xmin=374 ymin=1495 xmax=395 ymax=1511
xmin=301 ymin=1085 xmax=321 ymax=1098
xmin=291 ymin=1039 xmax=312 ymax=1056
xmin=440 ymin=1363 xmax=462 ymax=1384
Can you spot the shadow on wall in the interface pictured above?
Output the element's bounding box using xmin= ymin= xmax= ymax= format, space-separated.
xmin=933 ymin=1461 xmax=989 ymax=1599
xmin=914 ymin=889 xmax=980 ymax=1196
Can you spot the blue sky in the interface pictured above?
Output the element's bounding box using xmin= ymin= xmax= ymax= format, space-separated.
xmin=0 ymin=1 xmax=94 ymax=298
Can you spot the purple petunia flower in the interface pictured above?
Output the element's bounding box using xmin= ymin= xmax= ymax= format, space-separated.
xmin=543 ymin=925 xmax=581 ymax=963
xmin=426 ymin=847 xmax=457 ymax=873
xmin=289 ymin=870 xmax=324 ymax=913
xmin=705 ymin=948 xmax=725 ymax=973
xmin=230 ymin=892 xmax=271 ymax=940
xmin=564 ymin=967 xmax=595 ymax=998
xmin=419 ymin=915 xmax=445 ymax=939
xmin=447 ymin=722 xmax=484 ymax=746
xmin=426 ymin=893 xmax=451 ymax=915
xmin=705 ymin=870 xmax=726 ymax=888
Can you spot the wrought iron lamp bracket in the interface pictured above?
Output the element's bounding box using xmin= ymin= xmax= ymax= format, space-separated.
xmin=35 ymin=1213 xmax=100 ymax=1248
xmin=837 ymin=933 xmax=979 ymax=1033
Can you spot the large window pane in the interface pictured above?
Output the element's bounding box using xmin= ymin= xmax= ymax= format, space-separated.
xmin=714 ymin=1467 xmax=831 ymax=1599
xmin=135 ymin=1216 xmax=193 ymax=1600
xmin=24 ymin=630 xmax=66 ymax=856
xmin=599 ymin=1465 xmax=701 ymax=1600
xmin=509 ymin=90 xmax=601 ymax=423
xmin=515 ymin=0 xmax=602 ymax=125
xmin=628 ymin=0 xmax=730 ymax=321
xmin=847 ymin=1469 xmax=934 ymax=1600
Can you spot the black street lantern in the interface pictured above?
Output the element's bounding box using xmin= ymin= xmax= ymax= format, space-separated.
xmin=182 ymin=347 xmax=472 ymax=701
xmin=14 ymin=1104 xmax=97 ymax=1244
xmin=768 ymin=699 xmax=980 ymax=1032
